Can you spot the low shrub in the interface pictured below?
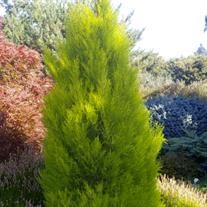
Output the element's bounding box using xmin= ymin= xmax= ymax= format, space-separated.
xmin=161 ymin=131 xmax=207 ymax=178
xmin=147 ymin=95 xmax=207 ymax=179
xmin=160 ymin=152 xmax=205 ymax=180
xmin=0 ymin=148 xmax=43 ymax=207
xmin=0 ymin=118 xmax=27 ymax=162
xmin=146 ymin=95 xmax=207 ymax=138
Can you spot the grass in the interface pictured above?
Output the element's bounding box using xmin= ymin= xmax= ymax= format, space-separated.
xmin=158 ymin=175 xmax=207 ymax=207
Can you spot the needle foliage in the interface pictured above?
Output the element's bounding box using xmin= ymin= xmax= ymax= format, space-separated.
xmin=40 ymin=1 xmax=163 ymax=206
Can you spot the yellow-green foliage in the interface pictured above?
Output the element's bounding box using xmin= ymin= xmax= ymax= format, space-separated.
xmin=40 ymin=1 xmax=163 ymax=206
xmin=159 ymin=175 xmax=207 ymax=207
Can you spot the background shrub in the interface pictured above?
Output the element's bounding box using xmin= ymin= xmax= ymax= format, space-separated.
xmin=133 ymin=50 xmax=168 ymax=76
xmin=2 ymin=0 xmax=143 ymax=55
xmin=2 ymin=0 xmax=68 ymax=52
xmin=146 ymin=95 xmax=207 ymax=179
xmin=146 ymin=95 xmax=207 ymax=137
xmin=161 ymin=131 xmax=207 ymax=177
xmin=147 ymin=81 xmax=207 ymax=99
xmin=167 ymin=55 xmax=207 ymax=85
xmin=160 ymin=152 xmax=205 ymax=180
xmin=140 ymin=71 xmax=174 ymax=99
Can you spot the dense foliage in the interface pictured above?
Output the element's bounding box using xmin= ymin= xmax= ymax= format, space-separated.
xmin=0 ymin=0 xmax=206 ymax=206
xmin=167 ymin=55 xmax=207 ymax=85
xmin=40 ymin=1 xmax=163 ymax=206
xmin=2 ymin=0 xmax=143 ymax=54
xmin=0 ymin=17 xmax=53 ymax=155
xmin=161 ymin=131 xmax=207 ymax=178
xmin=146 ymin=96 xmax=207 ymax=137
xmin=2 ymin=0 xmax=68 ymax=52
xmin=1 ymin=151 xmax=206 ymax=207
xmin=147 ymin=95 xmax=207 ymax=179
xmin=133 ymin=50 xmax=167 ymax=76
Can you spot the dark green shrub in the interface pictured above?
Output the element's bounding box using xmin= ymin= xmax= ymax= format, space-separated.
xmin=146 ymin=96 xmax=207 ymax=137
xmin=147 ymin=95 xmax=207 ymax=179
xmin=160 ymin=152 xmax=204 ymax=180
xmin=40 ymin=1 xmax=163 ymax=206
xmin=161 ymin=131 xmax=207 ymax=177
xmin=167 ymin=55 xmax=207 ymax=85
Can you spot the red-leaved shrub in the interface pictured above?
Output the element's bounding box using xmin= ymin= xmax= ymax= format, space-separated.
xmin=0 ymin=17 xmax=53 ymax=160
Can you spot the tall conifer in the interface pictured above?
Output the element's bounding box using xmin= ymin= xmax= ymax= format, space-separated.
xmin=40 ymin=1 xmax=163 ymax=206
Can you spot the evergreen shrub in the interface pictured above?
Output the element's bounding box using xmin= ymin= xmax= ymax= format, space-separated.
xmin=40 ymin=1 xmax=163 ymax=206
xmin=2 ymin=0 xmax=68 ymax=52
xmin=2 ymin=0 xmax=142 ymax=54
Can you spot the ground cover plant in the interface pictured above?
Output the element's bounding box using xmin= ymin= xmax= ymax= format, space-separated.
xmin=160 ymin=131 xmax=207 ymax=179
xmin=40 ymin=0 xmax=164 ymax=206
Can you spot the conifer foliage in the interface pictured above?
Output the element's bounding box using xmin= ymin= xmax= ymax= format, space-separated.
xmin=40 ymin=1 xmax=163 ymax=206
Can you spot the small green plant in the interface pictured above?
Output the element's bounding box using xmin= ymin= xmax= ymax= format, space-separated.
xmin=40 ymin=0 xmax=163 ymax=206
